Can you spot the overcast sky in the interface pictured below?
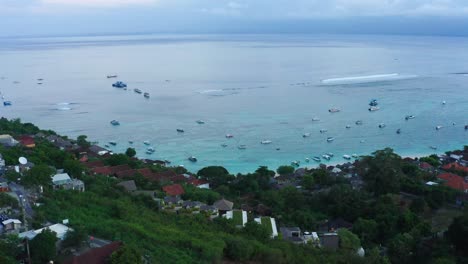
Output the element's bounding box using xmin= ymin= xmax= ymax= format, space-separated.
xmin=1 ymin=0 xmax=468 ymax=37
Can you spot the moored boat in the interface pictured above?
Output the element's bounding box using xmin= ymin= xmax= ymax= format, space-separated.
xmin=112 ymin=81 xmax=127 ymax=88
xmin=221 ymin=143 xmax=228 ymax=147
xmin=303 ymin=133 xmax=311 ymax=138
xmin=329 ymin=108 xmax=341 ymax=113
xmin=327 ymin=137 xmax=335 ymax=142
xmin=313 ymin=156 xmax=321 ymax=162
xmin=260 ymin=140 xmax=272 ymax=145
xmin=355 ymin=120 xmax=363 ymax=125
xmin=343 ymin=155 xmax=351 ymax=160
xmin=107 ymin=75 xmax=118 ymax=78
xmin=346 ymin=125 xmax=351 ymax=129
xmin=312 ymin=117 xmax=320 ymax=121
xmin=368 ymin=106 xmax=380 ymax=112
xmin=134 ymin=88 xmax=142 ymax=94
xmin=226 ymin=134 xmax=234 ymax=138
xmin=144 ymin=92 xmax=150 ymax=98
xmin=405 ymin=115 xmax=415 ymax=120
xmin=436 ymin=125 xmax=443 ymax=130
xmin=322 ymin=154 xmax=331 ymax=160
xmin=238 ymin=145 xmax=247 ymax=150
xmin=176 ymin=129 xmax=185 ymax=133
xmin=110 ymin=120 xmax=120 ymax=126
xmin=396 ymin=128 xmax=401 ymax=134
xmin=320 ymin=129 xmax=327 ymax=134
xmin=3 ymin=101 xmax=12 ymax=106
xmin=143 ymin=141 xmax=150 ymax=145
xmin=369 ymin=99 xmax=378 ymax=106
xmin=291 ymin=161 xmax=300 ymax=167
xmin=109 ymin=141 xmax=117 ymax=146
xmin=378 ymin=123 xmax=386 ymax=128
xmin=196 ymin=120 xmax=205 ymax=124
xmin=188 ymin=156 xmax=197 ymax=162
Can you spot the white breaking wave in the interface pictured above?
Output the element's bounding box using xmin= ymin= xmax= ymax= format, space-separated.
xmin=321 ymin=73 xmax=418 ymax=85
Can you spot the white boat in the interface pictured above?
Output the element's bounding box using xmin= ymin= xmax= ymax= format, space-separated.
xmin=147 ymin=147 xmax=155 ymax=153
xmin=305 ymin=158 xmax=310 ymax=162
xmin=238 ymin=145 xmax=247 ymax=150
xmin=442 ymin=101 xmax=446 ymax=105
xmin=436 ymin=125 xmax=443 ymax=130
xmin=313 ymin=157 xmax=321 ymax=162
xmin=355 ymin=120 xmax=363 ymax=125
xmin=343 ymin=155 xmax=351 ymax=160
xmin=320 ymin=129 xmax=327 ymax=133
xmin=303 ymin=133 xmax=311 ymax=138
xmin=346 ymin=125 xmax=351 ymax=129
xmin=312 ymin=117 xmax=320 ymax=121
xmin=322 ymin=155 xmax=331 ymax=160
xmin=352 ymin=154 xmax=359 ymax=158
xmin=260 ymin=140 xmax=272 ymax=145
xmin=291 ymin=161 xmax=300 ymax=167
xmin=368 ymin=106 xmax=380 ymax=112
xmin=196 ymin=120 xmax=205 ymax=124
xmin=188 ymin=156 xmax=197 ymax=162
xmin=326 ymin=153 xmax=334 ymax=157
xmin=226 ymin=134 xmax=234 ymax=138
xmin=329 ymin=108 xmax=341 ymax=113
xmin=143 ymin=141 xmax=150 ymax=145
xmin=405 ymin=115 xmax=415 ymax=120
xmin=378 ymin=123 xmax=386 ymax=128
xmin=327 ymin=137 xmax=335 ymax=142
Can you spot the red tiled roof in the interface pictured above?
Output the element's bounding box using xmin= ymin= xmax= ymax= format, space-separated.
xmin=109 ymin=164 xmax=132 ymax=174
xmin=18 ymin=136 xmax=35 ymax=146
xmin=79 ymin=155 xmax=88 ymax=162
xmin=162 ymin=184 xmax=185 ymax=196
xmin=92 ymin=166 xmax=112 ymax=175
xmin=443 ymin=163 xmax=468 ymax=173
xmin=171 ymin=174 xmax=189 ymax=183
xmin=137 ymin=168 xmax=153 ymax=178
xmin=188 ymin=179 xmax=209 ymax=187
xmin=437 ymin=173 xmax=468 ymax=192
xmin=83 ymin=160 xmax=105 ymax=169
xmin=419 ymin=162 xmax=433 ymax=169
xmin=64 ymin=241 xmax=122 ymax=264
xmin=115 ymin=169 xmax=137 ymax=179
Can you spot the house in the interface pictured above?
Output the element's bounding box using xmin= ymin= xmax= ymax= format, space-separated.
xmin=163 ymin=196 xmax=183 ymax=206
xmin=318 ymin=218 xmax=353 ymax=232
xmin=89 ymin=145 xmax=109 ymax=156
xmin=303 ymin=231 xmax=320 ymax=245
xmin=116 ymin=180 xmax=137 ymax=192
xmin=18 ymin=136 xmax=35 ymax=148
xmin=162 ymin=184 xmax=185 ymax=197
xmin=92 ymin=166 xmax=113 ymax=176
xmin=0 ymin=135 xmax=18 ymax=147
xmin=82 ymin=160 xmax=105 ymax=169
xmin=254 ymin=217 xmax=278 ymax=238
xmin=52 ymin=173 xmax=85 ymax=192
xmin=0 ymin=182 xmax=8 ymax=192
xmin=213 ymin=199 xmax=233 ymax=215
xmin=224 ymin=210 xmax=248 ymax=227
xmin=188 ymin=179 xmax=210 ymax=189
xmin=2 ymin=219 xmax=22 ymax=232
xmin=46 ymin=135 xmax=74 ymax=150
xmin=419 ymin=162 xmax=435 ymax=171
xmin=280 ymin=227 xmax=305 ymax=244
xmin=319 ymin=232 xmax=340 ymax=250
xmin=63 ymin=241 xmax=123 ymax=264
xmin=442 ymin=162 xmax=468 ymax=174
xmin=200 ymin=205 xmax=218 ymax=216
xmin=19 ymin=223 xmax=71 ymax=240
xmin=0 ymin=154 xmax=5 ymax=174
xmin=182 ymin=201 xmax=204 ymax=209
xmin=437 ymin=173 xmax=468 ymax=193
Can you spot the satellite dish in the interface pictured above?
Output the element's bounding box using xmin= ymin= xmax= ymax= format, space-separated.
xmin=19 ymin=157 xmax=28 ymax=165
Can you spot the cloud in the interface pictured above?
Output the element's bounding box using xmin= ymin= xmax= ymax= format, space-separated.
xmin=199 ymin=1 xmax=248 ymax=16
xmin=40 ymin=0 xmax=159 ymax=7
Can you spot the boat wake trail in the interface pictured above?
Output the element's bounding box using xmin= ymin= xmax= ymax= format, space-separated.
xmin=321 ymin=73 xmax=418 ymax=85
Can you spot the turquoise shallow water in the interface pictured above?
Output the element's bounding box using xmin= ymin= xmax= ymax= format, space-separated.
xmin=0 ymin=34 xmax=467 ymax=173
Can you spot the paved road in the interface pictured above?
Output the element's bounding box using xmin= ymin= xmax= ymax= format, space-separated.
xmin=8 ymin=182 xmax=34 ymax=217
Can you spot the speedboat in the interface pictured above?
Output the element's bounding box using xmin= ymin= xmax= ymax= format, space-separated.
xmin=110 ymin=120 xmax=120 ymax=126
xmin=320 ymin=129 xmax=328 ymax=133
xmin=144 ymin=92 xmax=150 ymax=98
xmin=346 ymin=125 xmax=351 ymax=129
xmin=176 ymin=129 xmax=185 ymax=133
xmin=378 ymin=123 xmax=386 ymax=128
xmin=238 ymin=145 xmax=247 ymax=150
xmin=368 ymin=106 xmax=380 ymax=112
xmin=343 ymin=155 xmax=351 ymax=160
xmin=109 ymin=141 xmax=117 ymax=146
xmin=226 ymin=134 xmax=234 ymax=138
xmin=107 ymin=75 xmax=118 ymax=78
xmin=327 ymin=137 xmax=335 ymax=142
xmin=143 ymin=141 xmax=150 ymax=145
xmin=355 ymin=120 xmax=363 ymax=125
xmin=196 ymin=120 xmax=205 ymax=124
xmin=112 ymin=81 xmax=127 ymax=88
xmin=260 ymin=140 xmax=272 ymax=145
xmin=405 ymin=115 xmax=415 ymax=120
xmin=396 ymin=129 xmax=401 ymax=134
xmin=436 ymin=125 xmax=443 ymax=130
xmin=326 ymin=152 xmax=334 ymax=157
xmin=3 ymin=101 xmax=12 ymax=106
xmin=369 ymin=99 xmax=378 ymax=106
xmin=221 ymin=143 xmax=228 ymax=148
xmin=147 ymin=147 xmax=155 ymax=153
xmin=134 ymin=88 xmax=142 ymax=94
xmin=329 ymin=108 xmax=341 ymax=113
xmin=188 ymin=156 xmax=197 ymax=162
xmin=302 ymin=133 xmax=311 ymax=138
xmin=313 ymin=156 xmax=321 ymax=162
xmin=322 ymin=154 xmax=331 ymax=160
xmin=291 ymin=161 xmax=300 ymax=167
xmin=312 ymin=117 xmax=320 ymax=121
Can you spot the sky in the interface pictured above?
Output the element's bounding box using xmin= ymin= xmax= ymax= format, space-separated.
xmin=1 ymin=0 xmax=468 ymax=37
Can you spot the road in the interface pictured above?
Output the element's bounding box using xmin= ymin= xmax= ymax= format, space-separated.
xmin=7 ymin=181 xmax=35 ymax=218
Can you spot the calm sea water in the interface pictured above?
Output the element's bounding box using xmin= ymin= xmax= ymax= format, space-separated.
xmin=0 ymin=34 xmax=467 ymax=173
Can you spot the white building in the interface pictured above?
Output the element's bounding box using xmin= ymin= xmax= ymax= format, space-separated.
xmin=19 ymin=223 xmax=71 ymax=240
xmin=254 ymin=217 xmax=278 ymax=238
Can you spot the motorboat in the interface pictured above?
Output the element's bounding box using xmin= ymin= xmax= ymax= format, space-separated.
xmin=360 ymin=140 xmax=366 ymax=143
xmin=346 ymin=125 xmax=351 ymax=129
xmin=378 ymin=123 xmax=386 ymax=128
xmin=134 ymin=88 xmax=142 ymax=94
xmin=369 ymin=99 xmax=378 ymax=106
xmin=305 ymin=158 xmax=310 ymax=162
xmin=343 ymin=155 xmax=351 ymax=160
xmin=327 ymin=137 xmax=335 ymax=142
xmin=276 ymin=148 xmax=281 ymax=151
xmin=107 ymin=75 xmax=118 ymax=78
xmin=146 ymin=150 xmax=154 ymax=155
xmin=3 ymin=101 xmax=12 ymax=106
xmin=303 ymin=133 xmax=311 ymax=138
xmin=37 ymin=78 xmax=43 ymax=81
xmin=128 ymin=141 xmax=134 ymax=144
xmin=104 ymin=144 xmax=110 ymax=148
xmin=188 ymin=156 xmax=197 ymax=162
xmin=405 ymin=115 xmax=415 ymax=120
xmin=329 ymin=108 xmax=341 ymax=113
xmin=225 ymin=134 xmax=234 ymax=138
xmin=320 ymin=129 xmax=327 ymax=134
xmin=326 ymin=153 xmax=334 ymax=157
xmin=396 ymin=129 xmax=401 ymax=134
xmin=352 ymin=154 xmax=359 ymax=158
xmin=368 ymin=106 xmax=380 ymax=112
xmin=313 ymin=156 xmax=321 ymax=162
xmin=144 ymin=92 xmax=150 ymax=98
xmin=221 ymin=143 xmax=228 ymax=148
xmin=238 ymin=145 xmax=247 ymax=150
xmin=442 ymin=101 xmax=446 ymax=105
xmin=196 ymin=120 xmax=205 ymax=124
xmin=430 ymin=146 xmax=438 ymax=150
xmin=312 ymin=117 xmax=320 ymax=121
xmin=465 ymin=125 xmax=468 ymax=130
xmin=143 ymin=141 xmax=150 ymax=145
xmin=109 ymin=141 xmax=117 ymax=146
xmin=322 ymin=155 xmax=331 ymax=161
xmin=436 ymin=125 xmax=443 ymax=130
xmin=176 ymin=129 xmax=185 ymax=133
xmin=355 ymin=120 xmax=363 ymax=125
xmin=147 ymin=147 xmax=155 ymax=153
xmin=260 ymin=140 xmax=272 ymax=145
xmin=112 ymin=81 xmax=127 ymax=88
xmin=291 ymin=161 xmax=300 ymax=167
xmin=110 ymin=120 xmax=120 ymax=126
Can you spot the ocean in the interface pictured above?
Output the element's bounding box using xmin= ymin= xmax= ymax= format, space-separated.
xmin=0 ymin=34 xmax=467 ymax=173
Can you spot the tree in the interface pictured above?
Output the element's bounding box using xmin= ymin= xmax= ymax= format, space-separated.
xmin=63 ymin=159 xmax=84 ymax=178
xmin=302 ymin=174 xmax=315 ymax=190
xmin=125 ymin=148 xmax=136 ymax=157
xmin=224 ymin=237 xmax=254 ymax=261
xmin=387 ymin=233 xmax=415 ymax=264
xmin=62 ymin=226 xmax=87 ymax=248
xmin=29 ymin=229 xmax=58 ymax=264
xmin=338 ymin=229 xmax=361 ymax=252
xmin=77 ymin=135 xmax=91 ymax=148
xmin=22 ymin=164 xmax=55 ymax=187
xmin=4 ymin=170 xmax=21 ymax=183
xmin=447 ymin=213 xmax=468 ymax=257
xmin=110 ymin=244 xmax=143 ymax=264
xmin=353 ymin=218 xmax=378 ymax=247
xmin=276 ymin=165 xmax=294 ymax=175
xmin=197 ymin=166 xmax=232 ymax=187
xmin=0 ymin=193 xmax=19 ymax=208
xmin=243 ymin=221 xmax=271 ymax=242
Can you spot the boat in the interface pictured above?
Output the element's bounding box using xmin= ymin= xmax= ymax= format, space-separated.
xmin=345 ymin=125 xmax=351 ymax=129
xmin=238 ymin=145 xmax=247 ymax=150
xmin=305 ymin=158 xmax=310 ymax=162
xmin=328 ymin=108 xmax=341 ymax=113
xmin=104 ymin=144 xmax=110 ymax=148
xmin=313 ymin=156 xmax=321 ymax=162
xmin=188 ymin=156 xmax=197 ymax=162
xmin=225 ymin=134 xmax=234 ymax=138
xmin=430 ymin=146 xmax=438 ymax=150
xmin=146 ymin=150 xmax=154 ymax=155
xmin=322 ymin=155 xmax=331 ymax=161
xmin=291 ymin=161 xmax=300 ymax=167
xmin=302 ymin=133 xmax=311 ymax=138
xmin=112 ymin=81 xmax=127 ymax=88
xmin=343 ymin=155 xmax=351 ymax=160
xmin=320 ymin=129 xmax=327 ymax=133
xmin=3 ymin=101 xmax=12 ymax=106
xmin=176 ymin=129 xmax=185 ymax=133
xmin=405 ymin=115 xmax=415 ymax=120
xmin=360 ymin=140 xmax=366 ymax=143
xmin=276 ymin=148 xmax=281 ymax=151
xmin=128 ymin=141 xmax=134 ymax=144
xmin=144 ymin=92 xmax=150 ymax=98
xmin=134 ymin=88 xmax=142 ymax=94
xmin=221 ymin=143 xmax=228 ymax=147
xmin=37 ymin=78 xmax=43 ymax=81
xmin=436 ymin=125 xmax=443 ymax=130
xmin=396 ymin=129 xmax=401 ymax=134
xmin=369 ymin=99 xmax=378 ymax=106
xmin=352 ymin=154 xmax=359 ymax=158
xmin=327 ymin=137 xmax=335 ymax=142
xmin=326 ymin=153 xmax=334 ymax=157
xmin=143 ymin=141 xmax=150 ymax=145
xmin=260 ymin=140 xmax=272 ymax=145
xmin=465 ymin=125 xmax=468 ymax=130
xmin=368 ymin=106 xmax=380 ymax=112
xmin=196 ymin=120 xmax=205 ymax=124
xmin=147 ymin=147 xmax=155 ymax=153
xmin=107 ymin=75 xmax=118 ymax=78
xmin=378 ymin=123 xmax=386 ymax=128
xmin=355 ymin=120 xmax=363 ymax=125
xmin=110 ymin=120 xmax=120 ymax=126
xmin=312 ymin=117 xmax=320 ymax=121
xmin=109 ymin=141 xmax=117 ymax=146
xmin=442 ymin=101 xmax=446 ymax=105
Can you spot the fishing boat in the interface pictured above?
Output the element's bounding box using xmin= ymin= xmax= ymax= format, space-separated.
xmin=196 ymin=120 xmax=205 ymax=124
xmin=355 ymin=120 xmax=363 ymax=125
xmin=291 ymin=161 xmax=300 ymax=167
xmin=352 ymin=154 xmax=359 ymax=158
xmin=221 ymin=143 xmax=228 ymax=148
xmin=3 ymin=101 xmax=12 ymax=106
xmin=112 ymin=81 xmax=127 ymax=88
xmin=369 ymin=99 xmax=378 ymax=106
xmin=276 ymin=148 xmax=281 ymax=151
xmin=343 ymin=155 xmax=351 ymax=160
xmin=378 ymin=123 xmax=386 ymax=128
xmin=188 ymin=156 xmax=197 ymax=162
xmin=346 ymin=125 xmax=351 ymax=129
xmin=260 ymin=140 xmax=272 ymax=145
xmin=327 ymin=137 xmax=335 ymax=142
xmin=134 ymin=88 xmax=142 ymax=94
xmin=107 ymin=75 xmax=118 ymax=78
xmin=326 ymin=153 xmax=334 ymax=157
xmin=143 ymin=141 xmax=150 ymax=145
xmin=109 ymin=141 xmax=117 ymax=146
xmin=176 ymin=129 xmax=185 ymax=133
xmin=436 ymin=125 xmax=443 ymax=130
xmin=110 ymin=120 xmax=120 ymax=126
xmin=322 ymin=155 xmax=331 ymax=161
xmin=303 ymin=133 xmax=311 ymax=138
xmin=405 ymin=115 xmax=415 ymax=120
xmin=320 ymin=129 xmax=328 ymax=134
xmin=396 ymin=129 xmax=401 ymax=134
xmin=147 ymin=147 xmax=155 ymax=153
xmin=313 ymin=156 xmax=321 ymax=162
xmin=328 ymin=108 xmax=341 ymax=113
xmin=238 ymin=145 xmax=247 ymax=150
xmin=144 ymin=92 xmax=150 ymax=98
xmin=465 ymin=125 xmax=468 ymax=130
xmin=368 ymin=106 xmax=380 ymax=112
xmin=225 ymin=134 xmax=234 ymax=138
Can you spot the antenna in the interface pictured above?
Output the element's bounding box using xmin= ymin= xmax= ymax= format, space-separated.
xmin=19 ymin=157 xmax=28 ymax=165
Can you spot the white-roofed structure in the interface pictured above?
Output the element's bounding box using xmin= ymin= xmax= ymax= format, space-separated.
xmin=2 ymin=219 xmax=22 ymax=231
xmin=19 ymin=223 xmax=71 ymax=240
xmin=52 ymin=173 xmax=85 ymax=192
